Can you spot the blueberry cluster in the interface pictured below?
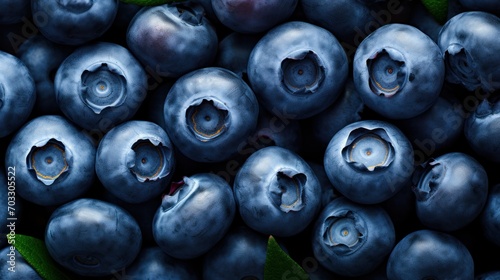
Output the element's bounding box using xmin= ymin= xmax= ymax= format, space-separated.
xmin=1 ymin=0 xmax=500 ymax=279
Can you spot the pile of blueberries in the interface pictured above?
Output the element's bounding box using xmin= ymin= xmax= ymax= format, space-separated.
xmin=1 ymin=0 xmax=500 ymax=279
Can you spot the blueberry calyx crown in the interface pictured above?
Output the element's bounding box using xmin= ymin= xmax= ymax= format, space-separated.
xmin=161 ymin=176 xmax=193 ymax=211
xmin=57 ymin=0 xmax=94 ymax=14
xmin=323 ymin=210 xmax=365 ymax=255
xmin=281 ymin=50 xmax=325 ymax=95
xmin=127 ymin=139 xmax=171 ymax=182
xmin=80 ymin=62 xmax=127 ymax=114
xmin=269 ymin=169 xmax=306 ymax=213
xmin=342 ymin=128 xmax=395 ymax=172
xmin=367 ymin=48 xmax=407 ymax=97
xmin=475 ymin=95 xmax=500 ymax=118
xmin=186 ymin=99 xmax=230 ymax=142
xmin=444 ymin=44 xmax=480 ymax=91
xmin=412 ymin=159 xmax=444 ymax=201
xmin=27 ymin=139 xmax=70 ymax=186
xmin=171 ymin=2 xmax=205 ymax=26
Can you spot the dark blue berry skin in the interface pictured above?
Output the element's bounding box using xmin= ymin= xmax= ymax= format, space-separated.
xmin=5 ymin=115 xmax=96 ymax=206
xmin=17 ymin=35 xmax=73 ymax=115
xmin=0 ymin=50 xmax=35 ymax=138
xmin=386 ymin=229 xmax=475 ymax=280
xmin=215 ymin=32 xmax=261 ymax=78
xmin=0 ymin=0 xmax=30 ymax=25
xmin=324 ymin=120 xmax=414 ymax=204
xmin=55 ymin=42 xmax=147 ymax=132
xmin=480 ymin=184 xmax=500 ymax=247
xmin=203 ymin=225 xmax=268 ymax=279
xmin=45 ymin=198 xmax=142 ymax=277
xmin=353 ymin=23 xmax=444 ymax=119
xmin=311 ymin=197 xmax=395 ymax=277
xmin=153 ymin=173 xmax=235 ymax=259
xmin=162 ymin=67 xmax=259 ymax=163
xmin=438 ymin=11 xmax=500 ymax=93
xmin=465 ymin=97 xmax=500 ymax=163
xmin=126 ymin=2 xmax=218 ymax=78
xmin=211 ymin=0 xmax=298 ymax=34
xmin=234 ymin=146 xmax=322 ymax=237
xmin=95 ymin=120 xmax=175 ymax=204
xmin=248 ymin=21 xmax=348 ymax=120
xmin=0 ymin=247 xmax=42 ymax=279
xmin=124 ymin=246 xmax=200 ymax=280
xmin=307 ymin=161 xmax=339 ymax=210
xmin=412 ymin=152 xmax=488 ymax=232
xmin=458 ymin=0 xmax=500 ymax=16
xmin=31 ymin=0 xmax=119 ymax=46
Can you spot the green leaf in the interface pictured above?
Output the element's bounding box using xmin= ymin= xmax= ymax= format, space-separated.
xmin=265 ymin=235 xmax=310 ymax=280
xmin=8 ymin=234 xmax=73 ymax=280
xmin=420 ymin=0 xmax=448 ymax=24
xmin=120 ymin=0 xmax=183 ymax=6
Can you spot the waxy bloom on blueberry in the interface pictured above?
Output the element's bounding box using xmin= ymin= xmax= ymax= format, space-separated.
xmin=233 ymin=146 xmax=322 ymax=237
xmin=96 ymin=120 xmax=175 ymax=204
xmin=55 ymin=42 xmax=147 ymax=132
xmin=45 ymin=198 xmax=142 ymax=277
xmin=163 ymin=67 xmax=259 ymax=163
xmin=324 ymin=120 xmax=414 ymax=204
xmin=5 ymin=115 xmax=95 ymax=206
xmin=353 ymin=23 xmax=445 ymax=119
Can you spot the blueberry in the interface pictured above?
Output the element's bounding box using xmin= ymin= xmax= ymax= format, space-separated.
xmin=247 ymin=21 xmax=348 ymax=119
xmin=0 ymin=0 xmax=30 ymax=25
xmin=162 ymin=67 xmax=259 ymax=163
xmin=0 ymin=50 xmax=35 ymax=138
xmin=353 ymin=23 xmax=445 ymax=119
xmin=31 ymin=0 xmax=119 ymax=45
xmin=153 ymin=173 xmax=235 ymax=259
xmin=307 ymin=161 xmax=339 ymax=209
xmin=95 ymin=120 xmax=175 ymax=204
xmin=17 ymin=35 xmax=73 ymax=115
xmin=234 ymin=146 xmax=322 ymax=237
xmin=438 ymin=11 xmax=500 ymax=92
xmin=126 ymin=2 xmax=218 ymax=78
xmin=0 ymin=247 xmax=42 ymax=279
xmin=480 ymin=184 xmax=500 ymax=247
xmin=5 ymin=115 xmax=96 ymax=206
xmin=311 ymin=197 xmax=395 ymax=277
xmin=464 ymin=96 xmax=500 ymax=163
xmin=324 ymin=120 xmax=414 ymax=204
xmin=124 ymin=246 xmax=200 ymax=279
xmin=412 ymin=152 xmax=488 ymax=231
xmin=203 ymin=225 xmax=268 ymax=279
xmin=211 ymin=0 xmax=298 ymax=34
xmin=45 ymin=198 xmax=142 ymax=277
xmin=55 ymin=42 xmax=147 ymax=133
xmin=386 ymin=229 xmax=475 ymax=279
